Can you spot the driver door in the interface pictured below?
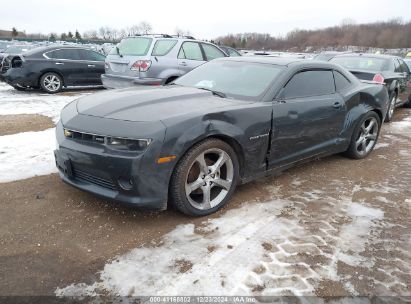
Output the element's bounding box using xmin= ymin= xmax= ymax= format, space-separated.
xmin=269 ymin=69 xmax=347 ymax=169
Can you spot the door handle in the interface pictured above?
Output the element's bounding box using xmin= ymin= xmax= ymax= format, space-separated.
xmin=55 ymin=62 xmax=64 ymax=65
xmin=179 ymin=62 xmax=187 ymax=66
xmin=333 ymin=102 xmax=342 ymax=109
xmin=88 ymin=64 xmax=95 ymax=67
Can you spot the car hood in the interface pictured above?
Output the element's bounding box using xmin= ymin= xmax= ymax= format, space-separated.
xmin=76 ymin=86 xmax=251 ymax=122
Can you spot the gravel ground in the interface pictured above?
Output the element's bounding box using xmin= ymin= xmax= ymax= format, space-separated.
xmin=0 ymin=83 xmax=410 ymax=301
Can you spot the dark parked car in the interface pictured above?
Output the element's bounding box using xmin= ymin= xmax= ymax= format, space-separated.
xmin=55 ymin=57 xmax=388 ymax=216
xmin=1 ymin=45 xmax=105 ymax=93
xmin=331 ymin=54 xmax=411 ymax=121
xmin=219 ymin=46 xmax=242 ymax=57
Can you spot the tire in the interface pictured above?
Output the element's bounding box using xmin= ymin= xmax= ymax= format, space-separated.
xmin=40 ymin=72 xmax=62 ymax=93
xmin=169 ymin=138 xmax=240 ymax=216
xmin=384 ymin=92 xmax=397 ymax=122
xmin=345 ymin=111 xmax=381 ymax=159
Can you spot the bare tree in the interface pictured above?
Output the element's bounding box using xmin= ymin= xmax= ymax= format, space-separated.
xmin=175 ymin=27 xmax=192 ymax=36
xmin=139 ymin=21 xmax=152 ymax=34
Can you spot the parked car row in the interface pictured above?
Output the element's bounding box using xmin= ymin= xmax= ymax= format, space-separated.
xmin=1 ymin=35 xmax=410 ymax=122
xmin=0 ymin=34 xmax=239 ymax=92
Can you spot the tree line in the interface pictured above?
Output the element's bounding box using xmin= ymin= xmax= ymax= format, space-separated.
xmin=215 ymin=19 xmax=411 ymax=51
xmin=7 ymin=22 xmax=192 ymax=42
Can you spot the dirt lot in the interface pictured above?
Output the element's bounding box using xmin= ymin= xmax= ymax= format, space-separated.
xmin=0 ymin=114 xmax=53 ymax=136
xmin=0 ymin=84 xmax=410 ymax=300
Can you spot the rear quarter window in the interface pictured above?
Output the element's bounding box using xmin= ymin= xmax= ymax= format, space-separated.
xmin=333 ymin=71 xmax=351 ymax=91
xmin=151 ymin=40 xmax=177 ymax=56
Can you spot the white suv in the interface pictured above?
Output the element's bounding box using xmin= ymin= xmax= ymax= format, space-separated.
xmin=102 ymin=34 xmax=227 ymax=89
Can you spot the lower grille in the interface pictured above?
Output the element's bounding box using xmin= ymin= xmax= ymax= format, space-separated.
xmin=72 ymin=167 xmax=117 ymax=190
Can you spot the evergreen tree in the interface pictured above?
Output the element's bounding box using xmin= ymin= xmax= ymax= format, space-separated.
xmin=75 ymin=30 xmax=82 ymax=40
xmin=11 ymin=27 xmax=18 ymax=37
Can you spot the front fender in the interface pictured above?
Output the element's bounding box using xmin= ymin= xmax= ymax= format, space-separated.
xmin=160 ymin=104 xmax=273 ymax=182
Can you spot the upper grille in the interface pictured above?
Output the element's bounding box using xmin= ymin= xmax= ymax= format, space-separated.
xmin=64 ymin=129 xmax=106 ymax=144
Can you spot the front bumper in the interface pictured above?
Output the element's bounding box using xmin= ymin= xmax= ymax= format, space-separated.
xmin=54 ymin=120 xmax=171 ymax=210
xmin=101 ymin=74 xmax=163 ymax=89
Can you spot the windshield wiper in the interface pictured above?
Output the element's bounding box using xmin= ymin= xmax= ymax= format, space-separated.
xmin=197 ymin=87 xmax=226 ymax=98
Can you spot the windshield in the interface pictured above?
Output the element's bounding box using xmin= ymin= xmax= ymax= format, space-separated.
xmin=174 ymin=60 xmax=284 ymax=101
xmin=331 ymin=56 xmax=389 ymax=71
xmin=110 ymin=37 xmax=152 ymax=56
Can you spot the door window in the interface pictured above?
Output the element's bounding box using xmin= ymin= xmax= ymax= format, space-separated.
xmin=202 ymin=43 xmax=226 ymax=61
xmin=280 ymin=70 xmax=335 ymax=99
xmin=47 ymin=49 xmax=82 ymax=60
xmin=178 ymin=42 xmax=203 ymax=61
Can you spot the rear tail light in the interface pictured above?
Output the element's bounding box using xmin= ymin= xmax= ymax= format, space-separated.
xmin=372 ymin=73 xmax=385 ymax=84
xmin=131 ymin=60 xmax=151 ymax=72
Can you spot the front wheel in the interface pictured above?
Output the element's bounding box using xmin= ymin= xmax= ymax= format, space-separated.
xmin=40 ymin=72 xmax=62 ymax=93
xmin=170 ymin=139 xmax=239 ymax=216
xmin=345 ymin=112 xmax=381 ymax=159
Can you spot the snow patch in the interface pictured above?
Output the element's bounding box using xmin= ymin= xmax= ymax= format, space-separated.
xmin=0 ymin=82 xmax=90 ymax=123
xmin=0 ymin=128 xmax=57 ymax=182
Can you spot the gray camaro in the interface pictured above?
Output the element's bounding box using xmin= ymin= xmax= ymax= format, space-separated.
xmin=55 ymin=57 xmax=389 ymax=216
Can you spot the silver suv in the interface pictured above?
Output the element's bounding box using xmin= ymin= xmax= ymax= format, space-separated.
xmin=102 ymin=34 xmax=227 ymax=89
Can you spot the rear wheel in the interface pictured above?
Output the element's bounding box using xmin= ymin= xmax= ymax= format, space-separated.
xmin=345 ymin=112 xmax=380 ymax=159
xmin=40 ymin=72 xmax=62 ymax=93
xmin=170 ymin=139 xmax=239 ymax=216
xmin=385 ymin=92 xmax=397 ymax=122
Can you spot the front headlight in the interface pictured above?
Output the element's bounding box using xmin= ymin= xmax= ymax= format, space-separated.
xmin=63 ymin=128 xmax=151 ymax=152
xmin=107 ymin=137 xmax=152 ymax=152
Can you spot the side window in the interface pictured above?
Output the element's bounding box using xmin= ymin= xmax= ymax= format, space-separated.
xmin=398 ymin=59 xmax=410 ymax=74
xmin=394 ymin=59 xmax=402 ymax=72
xmin=178 ymin=42 xmax=203 ymax=61
xmin=202 ymin=44 xmax=226 ymax=61
xmin=49 ymin=49 xmax=81 ymax=60
xmin=152 ymin=40 xmax=177 ymax=56
xmin=80 ymin=50 xmax=105 ymax=61
xmin=281 ymin=70 xmax=335 ymax=99
xmin=228 ymin=48 xmax=241 ymax=57
xmin=333 ymin=71 xmax=351 ymax=91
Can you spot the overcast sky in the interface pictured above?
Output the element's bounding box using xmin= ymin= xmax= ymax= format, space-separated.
xmin=1 ymin=0 xmax=409 ymax=39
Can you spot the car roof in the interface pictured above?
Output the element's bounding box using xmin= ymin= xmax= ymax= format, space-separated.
xmin=215 ymin=56 xmax=338 ymax=69
xmin=332 ymin=53 xmax=398 ymax=60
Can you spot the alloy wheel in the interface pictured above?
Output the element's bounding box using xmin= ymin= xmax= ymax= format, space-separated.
xmin=184 ymin=148 xmax=234 ymax=210
xmin=355 ymin=117 xmax=379 ymax=156
xmin=387 ymin=94 xmax=396 ymax=120
xmin=43 ymin=74 xmax=61 ymax=92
